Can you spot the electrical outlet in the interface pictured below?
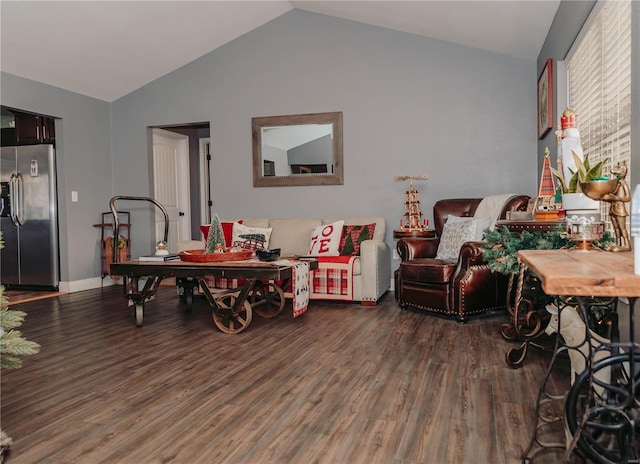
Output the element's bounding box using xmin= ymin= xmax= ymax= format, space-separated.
xmin=393 ymin=249 xmax=400 ymax=260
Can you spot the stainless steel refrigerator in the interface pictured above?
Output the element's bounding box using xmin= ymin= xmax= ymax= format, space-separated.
xmin=1 ymin=144 xmax=59 ymax=289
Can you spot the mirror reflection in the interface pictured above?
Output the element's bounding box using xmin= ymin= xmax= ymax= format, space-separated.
xmin=262 ymin=123 xmax=333 ymax=176
xmin=252 ymin=112 xmax=343 ymax=187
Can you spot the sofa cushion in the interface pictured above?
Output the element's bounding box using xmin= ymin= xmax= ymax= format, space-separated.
xmin=241 ymin=218 xmax=270 ymax=229
xmin=268 ymin=218 xmax=322 ymax=256
xmin=400 ymin=258 xmax=457 ymax=283
xmin=309 ymin=220 xmax=344 ymax=256
xmin=339 ymin=223 xmax=376 ymax=256
xmin=435 ymin=215 xmax=476 ymax=260
xmin=231 ymin=223 xmax=272 ymax=250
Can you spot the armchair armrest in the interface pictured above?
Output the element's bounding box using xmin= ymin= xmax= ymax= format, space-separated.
xmin=451 ymin=239 xmax=506 ymax=321
xmin=457 ymin=240 xmax=487 ymax=267
xmin=359 ymin=239 xmax=391 ymax=303
xmin=396 ymin=237 xmax=439 ymax=261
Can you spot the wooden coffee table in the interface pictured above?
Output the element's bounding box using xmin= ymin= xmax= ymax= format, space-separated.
xmin=110 ymin=258 xmax=317 ymax=333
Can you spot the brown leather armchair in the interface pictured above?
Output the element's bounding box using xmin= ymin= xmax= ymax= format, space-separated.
xmin=394 ymin=196 xmax=530 ymax=322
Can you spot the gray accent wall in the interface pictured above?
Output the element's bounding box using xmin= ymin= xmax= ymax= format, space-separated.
xmin=0 ymin=72 xmax=111 ymax=285
xmin=3 ymin=8 xmax=546 ymax=287
xmin=111 ymin=9 xmax=538 ymax=269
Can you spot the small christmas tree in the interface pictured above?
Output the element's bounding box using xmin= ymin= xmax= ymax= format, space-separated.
xmin=205 ymin=213 xmax=226 ymax=253
xmin=0 ymin=231 xmax=41 ymax=460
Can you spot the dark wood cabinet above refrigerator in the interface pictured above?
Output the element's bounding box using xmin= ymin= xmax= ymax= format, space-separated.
xmin=1 ymin=106 xmax=56 ymax=146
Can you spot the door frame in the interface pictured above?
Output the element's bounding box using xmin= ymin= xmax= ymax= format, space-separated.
xmin=199 ymin=137 xmax=211 ymax=225
xmin=151 ymin=127 xmax=190 ymax=249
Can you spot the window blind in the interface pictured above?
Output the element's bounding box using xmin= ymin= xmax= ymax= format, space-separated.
xmin=566 ymin=0 xmax=632 ymax=228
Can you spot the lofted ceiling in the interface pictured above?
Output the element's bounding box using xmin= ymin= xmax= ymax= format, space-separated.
xmin=0 ymin=1 xmax=560 ymax=103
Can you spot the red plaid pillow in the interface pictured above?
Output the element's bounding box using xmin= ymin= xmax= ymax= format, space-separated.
xmin=339 ymin=223 xmax=376 ymax=256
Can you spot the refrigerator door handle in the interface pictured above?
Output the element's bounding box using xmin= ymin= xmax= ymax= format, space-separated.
xmin=10 ymin=173 xmax=25 ymax=226
xmin=16 ymin=172 xmax=24 ymax=226
xmin=9 ymin=173 xmax=18 ymax=226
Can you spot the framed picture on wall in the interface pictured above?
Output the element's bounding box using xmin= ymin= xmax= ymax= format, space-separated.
xmin=537 ymin=59 xmax=553 ymax=139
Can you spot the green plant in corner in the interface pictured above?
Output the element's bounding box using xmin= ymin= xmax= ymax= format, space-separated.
xmin=550 ymin=152 xmax=608 ymax=194
xmin=0 ymin=231 xmax=41 ymax=461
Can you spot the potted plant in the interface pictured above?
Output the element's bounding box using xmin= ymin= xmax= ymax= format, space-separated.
xmin=551 ymin=152 xmax=608 ymax=211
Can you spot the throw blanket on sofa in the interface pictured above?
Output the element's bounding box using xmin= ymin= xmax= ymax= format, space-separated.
xmin=204 ymin=256 xmax=356 ymax=304
xmin=279 ymin=256 xmax=357 ymax=301
xmin=474 ymin=194 xmax=519 ymax=230
xmin=310 ymin=256 xmax=357 ymax=301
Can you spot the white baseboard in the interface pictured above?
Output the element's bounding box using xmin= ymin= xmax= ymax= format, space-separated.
xmin=59 ymin=277 xmax=118 ymax=293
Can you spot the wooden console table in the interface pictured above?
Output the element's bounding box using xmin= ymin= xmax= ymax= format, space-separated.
xmin=518 ymin=250 xmax=640 ymax=463
xmin=495 ymin=219 xmax=565 ymax=233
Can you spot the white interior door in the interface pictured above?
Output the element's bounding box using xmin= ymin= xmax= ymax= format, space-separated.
xmin=152 ymin=128 xmax=190 ymax=253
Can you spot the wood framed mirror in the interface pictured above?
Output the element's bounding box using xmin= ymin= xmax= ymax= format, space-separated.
xmin=252 ymin=111 xmax=343 ymax=187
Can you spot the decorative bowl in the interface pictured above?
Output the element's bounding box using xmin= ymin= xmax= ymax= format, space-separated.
xmin=179 ymin=249 xmax=253 ymax=263
xmin=580 ymin=179 xmax=619 ymax=201
xmin=256 ymin=248 xmax=281 ymax=262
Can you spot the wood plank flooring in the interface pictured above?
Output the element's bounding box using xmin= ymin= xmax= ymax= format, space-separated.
xmin=0 ymin=287 xmax=570 ymax=464
xmin=2 ymin=289 xmax=62 ymax=305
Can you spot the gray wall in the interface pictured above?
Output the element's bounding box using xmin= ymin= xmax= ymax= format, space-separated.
xmin=0 ymin=72 xmax=112 ymax=284
xmin=111 ymin=9 xmax=538 ymax=272
xmin=2 ymin=8 xmax=543 ymax=286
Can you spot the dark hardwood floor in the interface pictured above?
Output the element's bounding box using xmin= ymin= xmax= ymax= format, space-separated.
xmin=1 ymin=286 xmax=570 ymax=463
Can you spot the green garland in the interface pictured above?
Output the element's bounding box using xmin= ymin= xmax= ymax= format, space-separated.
xmin=0 ymin=232 xmax=41 ymax=369
xmin=482 ymin=225 xmax=615 ymax=334
xmin=481 ymin=225 xmax=614 ymax=275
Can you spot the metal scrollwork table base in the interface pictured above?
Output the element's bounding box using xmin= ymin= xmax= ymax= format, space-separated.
xmin=517 ymin=250 xmax=640 ymax=464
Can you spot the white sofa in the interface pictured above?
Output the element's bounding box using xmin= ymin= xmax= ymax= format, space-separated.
xmin=177 ymin=216 xmax=391 ymax=305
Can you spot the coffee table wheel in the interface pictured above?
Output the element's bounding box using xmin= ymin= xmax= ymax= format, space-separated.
xmin=251 ymin=282 xmax=285 ymax=318
xmin=135 ymin=303 xmax=144 ymax=327
xmin=565 ymin=353 xmax=640 ymax=464
xmin=212 ymin=294 xmax=253 ymax=334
